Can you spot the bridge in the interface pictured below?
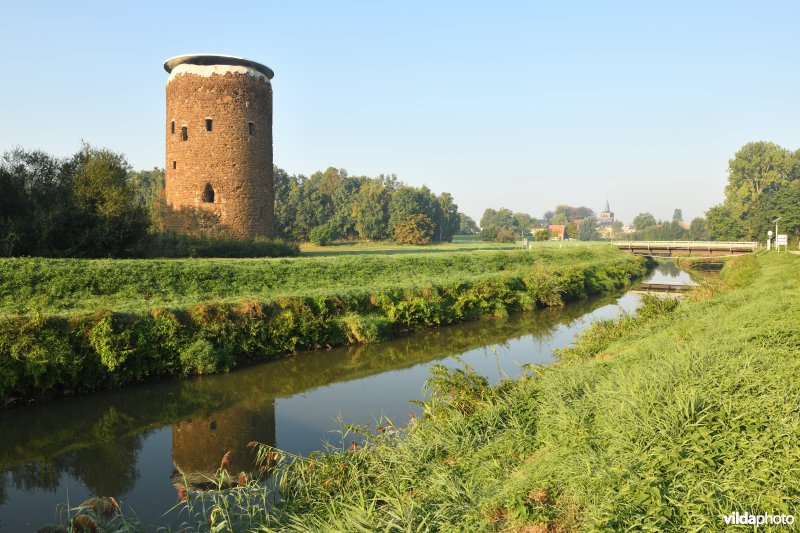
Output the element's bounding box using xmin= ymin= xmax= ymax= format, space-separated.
xmin=612 ymin=241 xmax=758 ymax=256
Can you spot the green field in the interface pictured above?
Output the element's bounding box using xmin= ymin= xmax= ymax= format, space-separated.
xmin=160 ymin=252 xmax=800 ymax=531
xmin=0 ymin=242 xmax=616 ymax=317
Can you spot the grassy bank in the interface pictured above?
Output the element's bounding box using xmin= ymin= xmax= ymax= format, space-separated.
xmin=141 ymin=252 xmax=799 ymax=531
xmin=0 ymin=246 xmax=646 ymax=404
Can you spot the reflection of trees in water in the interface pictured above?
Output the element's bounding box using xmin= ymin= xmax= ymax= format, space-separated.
xmin=655 ymin=260 xmax=681 ymax=277
xmin=8 ymin=462 xmax=60 ymax=493
xmin=3 ymin=435 xmax=143 ymax=499
xmin=63 ymin=435 xmax=143 ymax=497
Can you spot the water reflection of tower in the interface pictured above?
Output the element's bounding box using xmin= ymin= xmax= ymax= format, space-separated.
xmin=171 ymin=398 xmax=276 ymax=488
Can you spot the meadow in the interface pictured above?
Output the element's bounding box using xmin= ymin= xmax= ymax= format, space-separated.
xmin=0 ymin=245 xmax=646 ymax=404
xmin=126 ymin=251 xmax=800 ymax=531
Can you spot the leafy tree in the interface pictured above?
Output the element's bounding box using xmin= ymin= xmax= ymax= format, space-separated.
xmin=309 ymin=224 xmax=335 ymax=245
xmin=726 ymin=141 xmax=794 ymax=206
xmin=458 ymin=213 xmax=479 ymax=235
xmin=352 ymin=180 xmax=388 ymax=240
xmin=274 ymin=166 xmax=301 ymax=240
xmin=549 ymin=213 xmax=568 ymax=226
xmin=495 ymin=229 xmax=516 ymax=243
xmin=705 ymin=205 xmax=745 ymax=241
xmin=512 ymin=212 xmax=536 ymax=235
xmin=553 ymin=204 xmax=595 ymax=222
xmin=394 ymin=214 xmax=435 ymax=245
xmin=720 ymin=141 xmax=798 ymax=238
xmin=389 ymin=186 xmax=439 ymax=233
xmin=578 ymin=216 xmax=599 ymax=241
xmin=533 ymin=228 xmax=550 ymax=241
xmin=610 ymin=220 xmax=624 ymax=239
xmin=636 ymin=221 xmax=687 ymax=241
xmin=480 ymin=208 xmax=517 ymax=232
xmin=632 ymin=212 xmax=657 ymax=231
xmin=480 ymin=226 xmax=498 ymax=242
xmin=0 ymin=145 xmax=149 ymax=257
xmin=672 ymin=208 xmax=683 ymax=223
xmin=128 ymin=168 xmax=166 ymax=229
xmin=71 ymin=144 xmax=150 ymax=256
xmin=435 ymin=192 xmax=460 ymax=242
xmin=566 ymin=221 xmax=578 ymax=239
xmin=0 ymin=148 xmax=76 ymax=255
xmin=688 ymin=217 xmax=708 ymax=240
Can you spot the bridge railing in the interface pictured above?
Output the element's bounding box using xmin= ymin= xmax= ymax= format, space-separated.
xmin=611 ymin=241 xmax=758 ymax=251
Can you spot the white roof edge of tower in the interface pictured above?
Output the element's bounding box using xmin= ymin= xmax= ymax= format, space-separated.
xmin=164 ymin=54 xmax=274 ymax=80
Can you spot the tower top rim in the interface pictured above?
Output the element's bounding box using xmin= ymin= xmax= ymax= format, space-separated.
xmin=164 ymin=54 xmax=274 ymax=80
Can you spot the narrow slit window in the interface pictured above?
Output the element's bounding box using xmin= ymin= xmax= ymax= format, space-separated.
xmin=172 ymin=161 xmax=177 ymax=169
xmin=181 ymin=126 xmax=188 ymax=141
xmin=248 ymin=122 xmax=255 ymax=136
xmin=202 ymin=183 xmax=215 ymax=203
xmin=205 ymin=118 xmax=213 ymax=132
xmin=170 ymin=121 xmax=175 ymax=134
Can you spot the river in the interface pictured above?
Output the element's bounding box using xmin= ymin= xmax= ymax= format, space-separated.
xmin=0 ymin=261 xmax=693 ymax=530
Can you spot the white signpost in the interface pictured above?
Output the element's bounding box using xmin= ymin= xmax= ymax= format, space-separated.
xmin=777 ymin=234 xmax=788 ymax=252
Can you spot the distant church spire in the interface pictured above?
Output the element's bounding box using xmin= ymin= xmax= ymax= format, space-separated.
xmin=604 ymin=199 xmax=610 ymax=212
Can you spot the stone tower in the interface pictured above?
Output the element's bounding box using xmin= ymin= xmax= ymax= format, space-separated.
xmin=163 ymin=54 xmax=274 ymax=238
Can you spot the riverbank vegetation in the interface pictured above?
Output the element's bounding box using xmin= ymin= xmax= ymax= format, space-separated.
xmin=126 ymin=252 xmax=799 ymax=531
xmin=0 ymin=246 xmax=646 ymax=404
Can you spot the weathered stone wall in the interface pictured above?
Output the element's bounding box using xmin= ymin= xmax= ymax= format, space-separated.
xmin=165 ymin=71 xmax=274 ymax=238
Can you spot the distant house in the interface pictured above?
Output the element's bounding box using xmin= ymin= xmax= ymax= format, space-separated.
xmin=549 ymin=224 xmax=566 ymax=240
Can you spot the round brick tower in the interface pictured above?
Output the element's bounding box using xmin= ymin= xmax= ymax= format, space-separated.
xmin=164 ymin=54 xmax=274 ymax=238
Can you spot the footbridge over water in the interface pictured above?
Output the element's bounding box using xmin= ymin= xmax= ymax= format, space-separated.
xmin=612 ymin=241 xmax=758 ymax=256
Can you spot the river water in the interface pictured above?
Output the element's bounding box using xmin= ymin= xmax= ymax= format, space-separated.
xmin=0 ymin=262 xmax=693 ymax=531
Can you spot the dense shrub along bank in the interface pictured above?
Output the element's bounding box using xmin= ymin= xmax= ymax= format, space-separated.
xmin=0 ymin=252 xmax=646 ymax=404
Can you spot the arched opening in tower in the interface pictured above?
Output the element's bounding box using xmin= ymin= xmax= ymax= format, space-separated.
xmin=202 ymin=183 xmax=215 ymax=203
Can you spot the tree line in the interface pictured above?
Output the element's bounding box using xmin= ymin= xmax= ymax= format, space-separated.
xmin=0 ymin=146 xmax=467 ymax=257
xmin=477 ymin=204 xmax=602 ymax=242
xmin=0 ymin=145 xmax=150 ymax=257
xmin=273 ymin=167 xmax=461 ymax=245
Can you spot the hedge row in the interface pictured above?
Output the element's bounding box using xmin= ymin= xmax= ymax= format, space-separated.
xmin=0 ymin=256 xmax=647 ymax=404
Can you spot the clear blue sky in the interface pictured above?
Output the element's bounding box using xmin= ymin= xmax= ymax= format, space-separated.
xmin=2 ymin=1 xmax=799 ymax=224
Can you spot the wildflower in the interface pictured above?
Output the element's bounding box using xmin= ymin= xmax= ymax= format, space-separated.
xmin=237 ymin=472 xmax=247 ymax=486
xmin=174 ymin=482 xmax=188 ymax=502
xmin=220 ymin=450 xmax=232 ymax=469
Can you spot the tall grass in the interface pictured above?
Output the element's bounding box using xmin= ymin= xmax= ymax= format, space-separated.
xmin=113 ymin=252 xmax=800 ymax=531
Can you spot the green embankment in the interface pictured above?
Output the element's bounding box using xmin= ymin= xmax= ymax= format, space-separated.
xmin=189 ymin=252 xmax=797 ymax=531
xmin=0 ymin=247 xmax=646 ymax=404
